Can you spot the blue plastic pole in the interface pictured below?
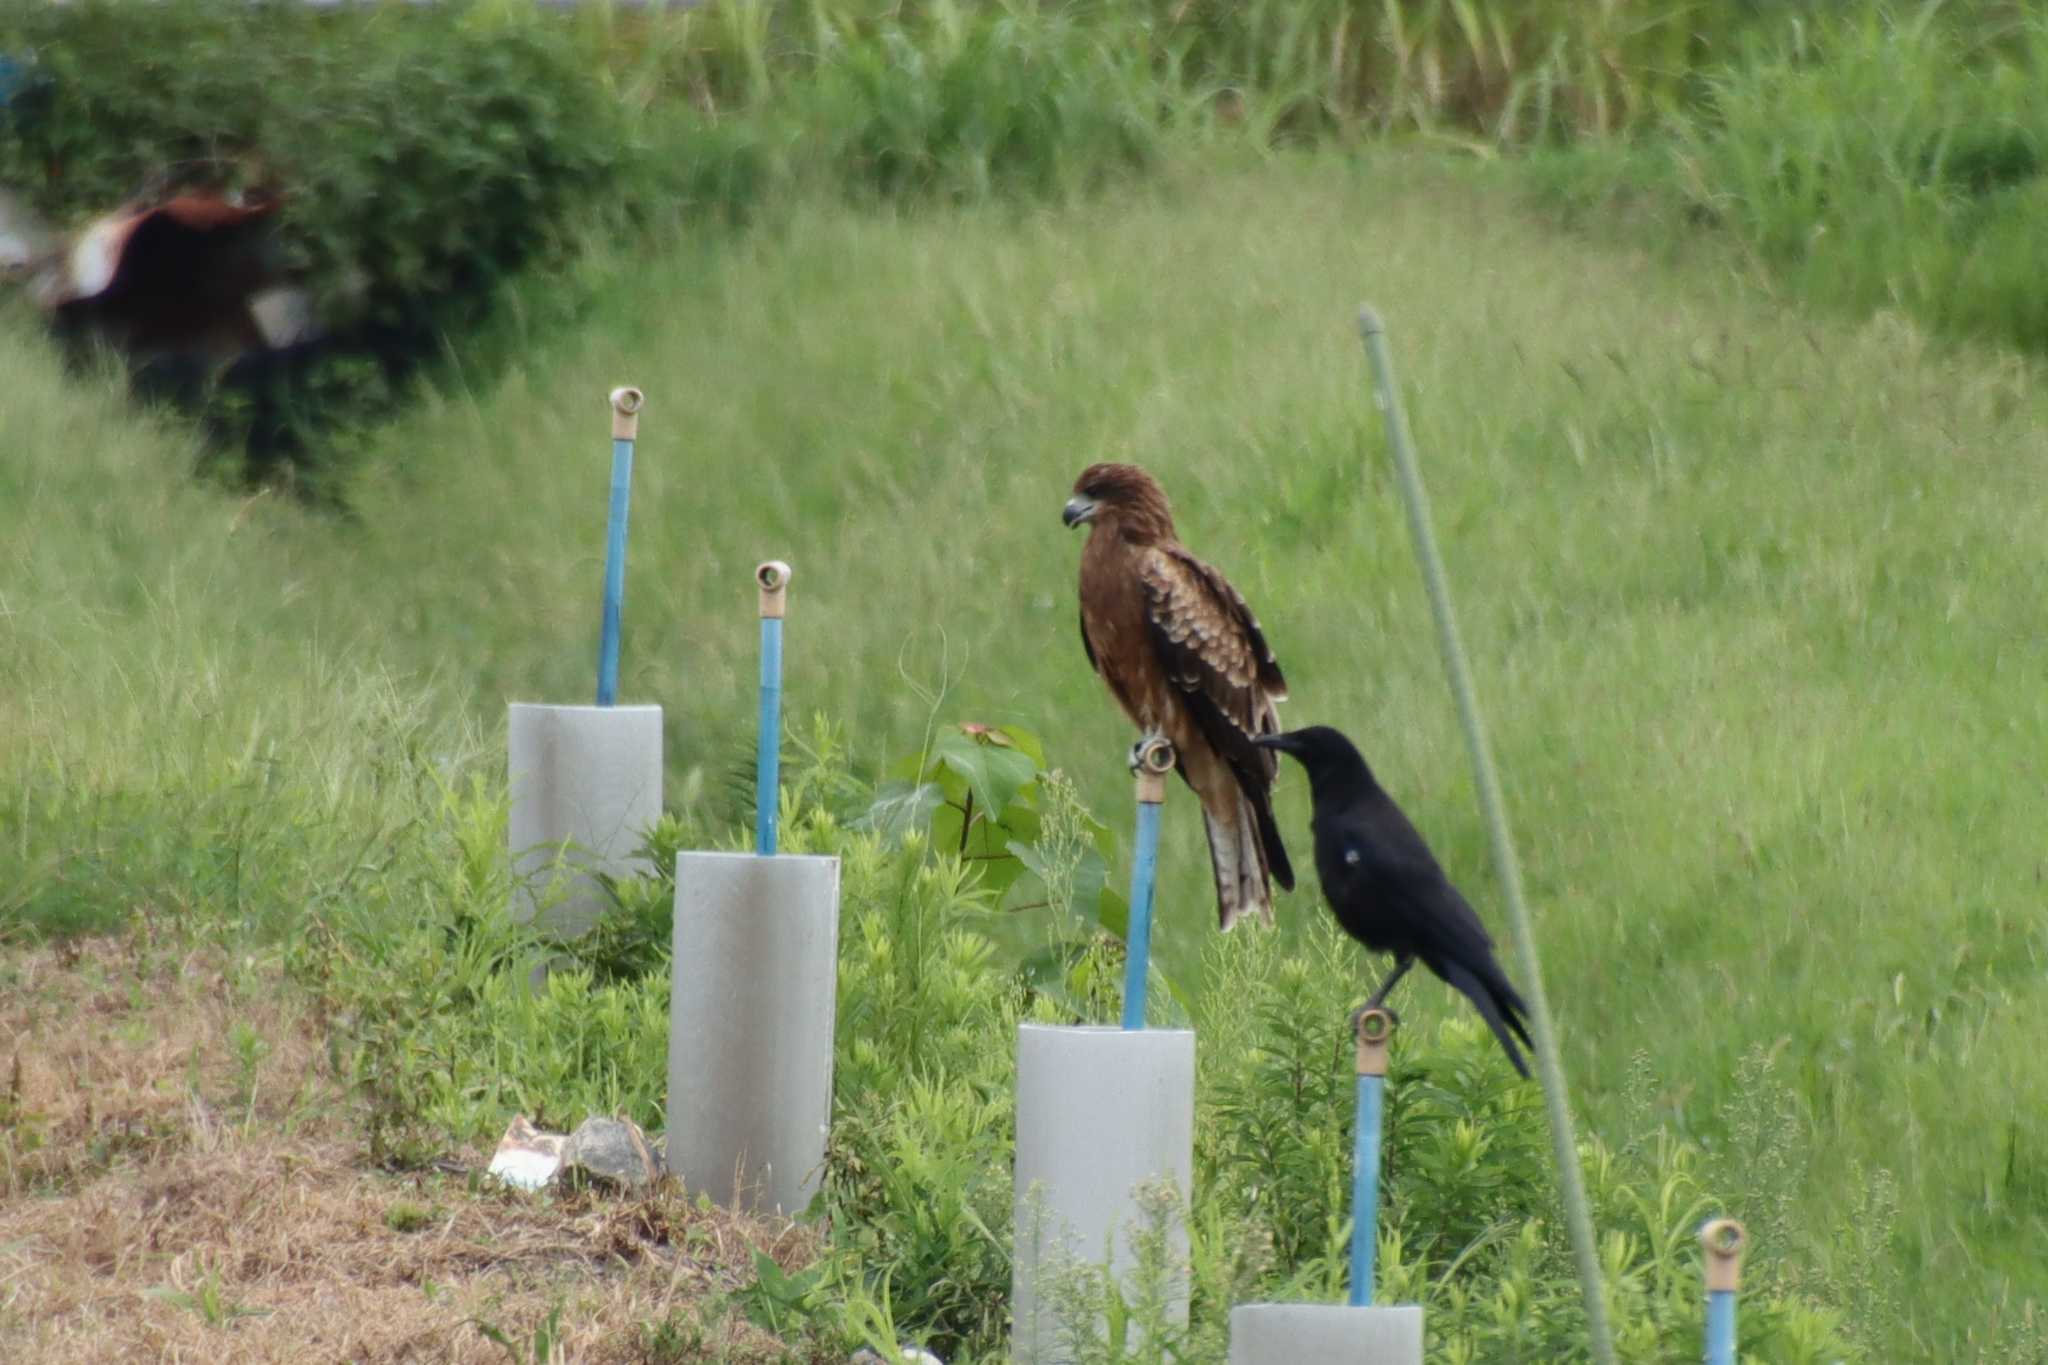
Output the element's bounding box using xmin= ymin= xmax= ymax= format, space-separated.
xmin=755 ymin=562 xmax=791 ymax=856
xmin=1699 ymin=1219 xmax=1746 ymax=1365
xmin=1120 ymin=800 xmax=1162 ymax=1029
xmin=1704 ymin=1290 xmax=1735 ymax=1365
xmin=757 ymin=617 xmax=782 ymax=855
xmin=1350 ymin=1008 xmax=1393 ymax=1307
xmin=1120 ymin=738 xmax=1173 ymax=1030
xmin=1351 ymin=1072 xmax=1383 ymax=1305
xmin=595 ymin=387 xmax=643 ymax=707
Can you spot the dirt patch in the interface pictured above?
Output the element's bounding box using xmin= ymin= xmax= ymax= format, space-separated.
xmin=0 ymin=932 xmax=820 ymax=1362
xmin=1 ymin=930 xmax=331 ymax=1195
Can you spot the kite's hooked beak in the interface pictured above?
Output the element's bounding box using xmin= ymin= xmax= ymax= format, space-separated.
xmin=1061 ymin=494 xmax=1098 ymax=528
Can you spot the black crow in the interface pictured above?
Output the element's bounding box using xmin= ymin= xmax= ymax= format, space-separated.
xmin=1257 ymin=725 xmax=1534 ymax=1078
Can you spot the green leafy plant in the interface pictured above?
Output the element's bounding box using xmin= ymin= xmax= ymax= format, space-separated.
xmin=1035 ymin=1177 xmax=1196 ymax=1365
xmin=146 ymin=1255 xmax=270 ymax=1328
xmin=862 ymin=721 xmax=1134 ymax=993
xmin=384 ymin=1200 xmax=436 ymax=1235
xmin=737 ymin=1249 xmax=832 ymax=1337
xmin=474 ymin=1303 xmax=566 ymax=1365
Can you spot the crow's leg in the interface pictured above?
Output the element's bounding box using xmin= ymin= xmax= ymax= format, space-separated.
xmin=1355 ymin=954 xmax=1416 ymax=1029
xmin=1364 ymin=955 xmax=1415 ymax=1009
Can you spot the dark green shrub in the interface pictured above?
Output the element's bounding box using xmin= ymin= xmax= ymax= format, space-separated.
xmin=0 ymin=0 xmax=634 ymax=487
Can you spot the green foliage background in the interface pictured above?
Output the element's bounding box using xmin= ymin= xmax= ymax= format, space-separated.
xmin=13 ymin=1 xmax=2048 ymax=484
xmin=6 ymin=0 xmax=2048 ymax=1360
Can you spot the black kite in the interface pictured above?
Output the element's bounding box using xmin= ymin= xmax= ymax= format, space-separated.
xmin=1063 ymin=462 xmax=1294 ymax=929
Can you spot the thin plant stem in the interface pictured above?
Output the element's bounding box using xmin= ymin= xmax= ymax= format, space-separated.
xmin=1356 ymin=304 xmax=1617 ymax=1365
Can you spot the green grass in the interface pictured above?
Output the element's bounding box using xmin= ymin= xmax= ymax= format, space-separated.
xmin=1533 ymin=5 xmax=2048 ymax=361
xmin=5 ymin=149 xmax=2048 ymax=1356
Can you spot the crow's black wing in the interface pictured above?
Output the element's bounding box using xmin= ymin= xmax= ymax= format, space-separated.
xmin=1317 ymin=790 xmax=1496 ymax=966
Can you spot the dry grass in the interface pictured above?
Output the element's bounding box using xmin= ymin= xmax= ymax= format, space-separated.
xmin=0 ymin=930 xmax=818 ymax=1363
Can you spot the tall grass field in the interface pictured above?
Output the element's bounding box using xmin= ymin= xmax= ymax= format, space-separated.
xmin=12 ymin=0 xmax=2048 ymax=1342
xmin=5 ymin=137 xmax=2047 ymax=1357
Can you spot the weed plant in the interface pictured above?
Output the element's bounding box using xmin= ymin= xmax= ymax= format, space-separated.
xmin=278 ymin=726 xmax=1866 ymax=1360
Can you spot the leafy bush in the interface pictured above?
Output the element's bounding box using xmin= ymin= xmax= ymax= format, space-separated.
xmin=287 ymin=770 xmax=673 ymax=1163
xmin=0 ymin=0 xmax=635 ymax=486
xmin=1623 ymin=6 xmax=2048 ymax=353
xmin=35 ymin=685 xmax=1866 ymax=1359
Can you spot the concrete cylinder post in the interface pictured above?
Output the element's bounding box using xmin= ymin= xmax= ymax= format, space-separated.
xmin=667 ymin=849 xmax=839 ymax=1214
xmin=1011 ymin=1023 xmax=1195 ymax=1364
xmin=507 ymin=703 xmax=664 ymax=934
xmin=1701 ymin=1218 xmax=1746 ymax=1365
xmin=1225 ymin=1008 xmax=1422 ymax=1365
xmin=666 ymin=562 xmax=839 ymax=1216
xmin=1227 ymin=1304 xmax=1424 ymax=1364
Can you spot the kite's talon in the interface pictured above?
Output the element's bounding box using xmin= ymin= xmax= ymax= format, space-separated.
xmin=1128 ymin=733 xmax=1173 ymax=775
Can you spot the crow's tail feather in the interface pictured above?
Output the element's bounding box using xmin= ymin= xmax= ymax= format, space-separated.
xmin=1248 ymin=784 xmax=1294 ymax=892
xmin=1441 ymin=959 xmax=1533 ymax=1080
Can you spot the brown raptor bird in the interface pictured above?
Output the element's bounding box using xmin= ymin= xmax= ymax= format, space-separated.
xmin=1062 ymin=462 xmax=1294 ymax=929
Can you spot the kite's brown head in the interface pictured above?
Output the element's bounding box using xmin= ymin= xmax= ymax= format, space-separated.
xmin=1062 ymin=462 xmax=1176 ymax=543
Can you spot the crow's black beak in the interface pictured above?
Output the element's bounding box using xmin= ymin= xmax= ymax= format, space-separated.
xmin=1254 ymin=733 xmax=1297 ymax=755
xmin=1062 ymin=495 xmax=1096 ymax=528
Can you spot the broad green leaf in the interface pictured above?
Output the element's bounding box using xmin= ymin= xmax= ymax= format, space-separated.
xmin=1001 ymin=803 xmax=1043 ymax=847
xmin=991 ymin=722 xmax=1047 ymax=767
xmin=932 ymin=728 xmax=1038 ymax=822
xmin=856 ymin=780 xmax=944 ymax=841
xmin=929 ymin=798 xmax=968 ymax=858
xmin=1095 ymin=884 xmax=1129 ymax=940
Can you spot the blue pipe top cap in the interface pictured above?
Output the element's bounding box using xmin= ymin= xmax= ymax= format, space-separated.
xmin=1131 ymin=735 xmax=1176 ymax=776
xmin=757 ymin=561 xmax=792 ymax=618
xmin=1357 ymin=304 xmax=1387 ymax=338
xmin=1700 ymin=1218 xmax=1746 ymax=1292
xmin=1354 ymin=1007 xmax=1395 ymax=1076
xmin=609 ymin=385 xmax=644 ymax=440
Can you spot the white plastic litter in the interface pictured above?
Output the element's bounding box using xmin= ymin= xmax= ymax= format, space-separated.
xmin=486 ymin=1115 xmax=566 ymax=1191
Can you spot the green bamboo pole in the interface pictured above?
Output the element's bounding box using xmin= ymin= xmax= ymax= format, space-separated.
xmin=1357 ymin=306 xmax=1616 ymax=1365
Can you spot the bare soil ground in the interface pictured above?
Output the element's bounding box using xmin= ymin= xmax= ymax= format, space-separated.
xmin=0 ymin=929 xmax=813 ymax=1362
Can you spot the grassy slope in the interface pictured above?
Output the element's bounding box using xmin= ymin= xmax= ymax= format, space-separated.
xmin=6 ymin=150 xmax=2046 ymax=1352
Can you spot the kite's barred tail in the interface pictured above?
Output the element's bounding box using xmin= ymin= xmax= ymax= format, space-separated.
xmin=1206 ymin=795 xmax=1277 ymax=931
